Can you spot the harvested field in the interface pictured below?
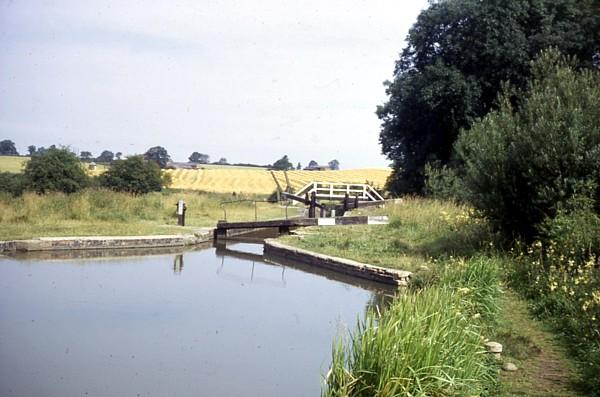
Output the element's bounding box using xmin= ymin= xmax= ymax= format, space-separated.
xmin=166 ymin=168 xmax=391 ymax=194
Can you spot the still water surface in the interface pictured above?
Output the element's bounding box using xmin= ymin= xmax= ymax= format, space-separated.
xmin=0 ymin=241 xmax=389 ymax=397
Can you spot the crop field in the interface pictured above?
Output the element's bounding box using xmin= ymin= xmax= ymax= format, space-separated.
xmin=0 ymin=156 xmax=391 ymax=195
xmin=0 ymin=156 xmax=109 ymax=175
xmin=166 ymin=168 xmax=391 ymax=195
xmin=0 ymin=156 xmax=28 ymax=173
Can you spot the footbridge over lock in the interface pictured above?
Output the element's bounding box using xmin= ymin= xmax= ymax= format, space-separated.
xmin=295 ymin=182 xmax=385 ymax=202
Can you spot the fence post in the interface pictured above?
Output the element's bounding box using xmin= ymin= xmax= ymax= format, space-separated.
xmin=354 ymin=195 xmax=359 ymax=209
xmin=343 ymin=193 xmax=349 ymax=211
xmin=309 ymin=192 xmax=316 ymax=218
xmin=177 ymin=200 xmax=186 ymax=226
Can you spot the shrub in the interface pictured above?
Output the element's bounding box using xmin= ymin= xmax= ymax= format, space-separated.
xmin=0 ymin=172 xmax=26 ymax=196
xmin=99 ymin=155 xmax=166 ymax=194
xmin=24 ymin=147 xmax=89 ymax=193
xmin=455 ymin=50 xmax=600 ymax=239
xmin=538 ymin=198 xmax=600 ymax=261
xmin=423 ymin=161 xmax=464 ymax=200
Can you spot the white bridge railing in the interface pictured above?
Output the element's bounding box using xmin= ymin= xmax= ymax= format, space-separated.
xmin=296 ymin=182 xmax=384 ymax=202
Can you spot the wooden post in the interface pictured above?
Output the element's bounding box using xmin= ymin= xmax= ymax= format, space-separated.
xmin=343 ymin=193 xmax=349 ymax=211
xmin=283 ymin=170 xmax=292 ymax=193
xmin=354 ymin=195 xmax=359 ymax=209
xmin=213 ymin=227 xmax=227 ymax=240
xmin=270 ymin=170 xmax=283 ymax=202
xmin=177 ymin=200 xmax=186 ymax=226
xmin=309 ymin=192 xmax=316 ymax=218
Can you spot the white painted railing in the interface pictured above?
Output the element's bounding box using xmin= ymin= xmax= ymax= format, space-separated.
xmin=296 ymin=182 xmax=384 ymax=201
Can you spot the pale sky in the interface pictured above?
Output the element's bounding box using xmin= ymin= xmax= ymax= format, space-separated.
xmin=1 ymin=0 xmax=427 ymax=168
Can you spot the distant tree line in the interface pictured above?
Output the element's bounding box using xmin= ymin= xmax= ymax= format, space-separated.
xmin=271 ymin=155 xmax=340 ymax=171
xmin=2 ymin=140 xmax=343 ymax=172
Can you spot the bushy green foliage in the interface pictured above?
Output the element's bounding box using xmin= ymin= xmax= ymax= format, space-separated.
xmin=423 ymin=162 xmax=464 ymax=200
xmin=538 ymin=198 xmax=600 ymax=261
xmin=99 ymin=155 xmax=166 ymax=194
xmin=24 ymin=147 xmax=89 ymax=193
xmin=379 ymin=0 xmax=599 ymax=194
xmin=0 ymin=172 xmax=26 ymax=196
xmin=455 ymin=50 xmax=600 ymax=239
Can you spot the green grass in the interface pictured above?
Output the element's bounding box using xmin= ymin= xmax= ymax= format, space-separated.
xmin=324 ymin=257 xmax=501 ymax=397
xmin=493 ymin=291 xmax=583 ymax=397
xmin=281 ymin=197 xmax=496 ymax=272
xmin=0 ymin=155 xmax=28 ymax=173
xmin=275 ymin=198 xmax=583 ymax=396
xmin=0 ymin=189 xmax=296 ymax=240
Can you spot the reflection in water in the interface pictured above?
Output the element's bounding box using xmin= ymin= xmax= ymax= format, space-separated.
xmin=173 ymin=254 xmax=184 ymax=274
xmin=215 ymin=243 xmax=288 ymax=288
xmin=0 ymin=235 xmax=396 ymax=397
xmin=215 ymin=235 xmax=397 ymax=296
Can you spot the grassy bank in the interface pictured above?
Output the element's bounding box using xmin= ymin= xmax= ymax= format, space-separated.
xmin=0 ymin=189 xmax=295 ymax=240
xmin=281 ymin=198 xmax=496 ymax=272
xmin=279 ymin=198 xmax=585 ymax=396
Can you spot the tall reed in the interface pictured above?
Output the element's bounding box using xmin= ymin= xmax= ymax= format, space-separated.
xmin=323 ymin=257 xmax=500 ymax=397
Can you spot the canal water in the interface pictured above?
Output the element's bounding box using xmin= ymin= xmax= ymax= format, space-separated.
xmin=0 ymin=238 xmax=392 ymax=397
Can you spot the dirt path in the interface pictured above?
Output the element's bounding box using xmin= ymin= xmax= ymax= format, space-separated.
xmin=495 ymin=290 xmax=582 ymax=397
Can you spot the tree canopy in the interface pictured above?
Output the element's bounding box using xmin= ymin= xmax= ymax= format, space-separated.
xmin=189 ymin=152 xmax=210 ymax=163
xmin=79 ymin=151 xmax=93 ymax=162
xmin=0 ymin=140 xmax=18 ymax=155
xmin=272 ymin=155 xmax=294 ymax=170
xmin=99 ymin=155 xmax=165 ymax=194
xmin=455 ymin=50 xmax=600 ymax=239
xmin=378 ymin=0 xmax=600 ymax=194
xmin=328 ymin=159 xmax=340 ymax=170
xmin=24 ymin=147 xmax=89 ymax=193
xmin=96 ymin=150 xmax=114 ymax=163
xmin=144 ymin=146 xmax=171 ymax=168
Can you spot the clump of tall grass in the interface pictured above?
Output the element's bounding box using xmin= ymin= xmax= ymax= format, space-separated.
xmin=323 ymin=257 xmax=500 ymax=397
xmin=438 ymin=257 xmax=502 ymax=322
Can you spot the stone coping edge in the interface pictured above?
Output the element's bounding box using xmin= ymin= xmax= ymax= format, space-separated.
xmin=264 ymin=239 xmax=411 ymax=286
xmin=0 ymin=230 xmax=213 ymax=253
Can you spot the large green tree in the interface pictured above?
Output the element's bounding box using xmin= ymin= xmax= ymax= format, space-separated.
xmin=24 ymin=147 xmax=89 ymax=193
xmin=96 ymin=150 xmax=114 ymax=163
xmin=143 ymin=146 xmax=171 ymax=168
xmin=0 ymin=139 xmax=18 ymax=155
xmin=99 ymin=155 xmax=166 ymax=194
xmin=378 ymin=0 xmax=599 ymax=194
xmin=272 ymin=155 xmax=294 ymax=170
